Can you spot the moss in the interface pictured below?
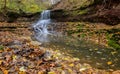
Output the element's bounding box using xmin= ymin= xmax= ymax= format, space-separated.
xmin=106 ymin=32 xmax=120 ymax=50
xmin=76 ymin=23 xmax=84 ymax=29
xmin=67 ymin=30 xmax=75 ymax=35
xmin=67 ymin=23 xmax=85 ymax=36
xmin=0 ymin=45 xmax=4 ymax=50
xmin=78 ymin=9 xmax=88 ymax=15
xmin=80 ymin=33 xmax=86 ymax=38
xmin=0 ymin=0 xmax=48 ymax=14
xmin=108 ymin=39 xmax=120 ymax=50
xmin=71 ymin=9 xmax=88 ymax=16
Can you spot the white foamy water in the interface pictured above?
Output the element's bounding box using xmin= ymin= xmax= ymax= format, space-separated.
xmin=49 ymin=0 xmax=61 ymax=5
xmin=33 ymin=10 xmax=51 ymax=42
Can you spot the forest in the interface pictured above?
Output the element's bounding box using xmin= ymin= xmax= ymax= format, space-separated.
xmin=0 ymin=0 xmax=120 ymax=74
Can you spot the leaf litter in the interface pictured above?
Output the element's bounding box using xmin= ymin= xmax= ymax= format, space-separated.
xmin=0 ymin=26 xmax=119 ymax=74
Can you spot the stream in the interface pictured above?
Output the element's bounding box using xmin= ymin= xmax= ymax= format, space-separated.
xmin=33 ymin=10 xmax=120 ymax=70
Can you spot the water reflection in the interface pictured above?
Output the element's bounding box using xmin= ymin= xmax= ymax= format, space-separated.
xmin=41 ymin=35 xmax=120 ymax=70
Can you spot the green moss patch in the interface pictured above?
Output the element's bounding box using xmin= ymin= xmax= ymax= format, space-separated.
xmin=0 ymin=45 xmax=4 ymax=50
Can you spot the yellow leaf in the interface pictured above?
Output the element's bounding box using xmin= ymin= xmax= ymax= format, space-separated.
xmin=0 ymin=60 xmax=3 ymax=65
xmin=79 ymin=68 xmax=87 ymax=71
xmin=68 ymin=68 xmax=72 ymax=72
xmin=19 ymin=67 xmax=26 ymax=72
xmin=48 ymin=71 xmax=56 ymax=74
xmin=69 ymin=63 xmax=74 ymax=67
xmin=107 ymin=61 xmax=112 ymax=65
xmin=12 ymin=55 xmax=17 ymax=60
xmin=94 ymin=48 xmax=98 ymax=51
xmin=73 ymin=58 xmax=79 ymax=61
xmin=111 ymin=51 xmax=117 ymax=55
xmin=64 ymin=58 xmax=69 ymax=60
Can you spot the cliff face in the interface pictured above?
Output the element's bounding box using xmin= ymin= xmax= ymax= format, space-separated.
xmin=0 ymin=0 xmax=51 ymax=22
xmin=52 ymin=0 xmax=94 ymax=10
xmin=51 ymin=0 xmax=120 ymax=25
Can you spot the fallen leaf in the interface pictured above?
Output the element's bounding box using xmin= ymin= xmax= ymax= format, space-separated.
xmin=69 ymin=63 xmax=74 ymax=67
xmin=48 ymin=71 xmax=56 ymax=74
xmin=61 ymin=71 xmax=66 ymax=74
xmin=0 ymin=50 xmax=3 ymax=53
xmin=38 ymin=71 xmax=45 ymax=74
xmin=19 ymin=71 xmax=26 ymax=74
xmin=0 ymin=70 xmax=3 ymax=74
xmin=12 ymin=55 xmax=17 ymax=61
xmin=37 ymin=60 xmax=43 ymax=66
xmin=79 ymin=68 xmax=87 ymax=71
xmin=73 ymin=58 xmax=79 ymax=61
xmin=5 ymin=55 xmax=11 ymax=62
xmin=111 ymin=51 xmax=117 ymax=55
xmin=107 ymin=61 xmax=112 ymax=65
xmin=94 ymin=48 xmax=98 ymax=51
xmin=68 ymin=68 xmax=72 ymax=73
xmin=50 ymin=63 xmax=55 ymax=67
xmin=64 ymin=58 xmax=69 ymax=61
xmin=3 ymin=70 xmax=8 ymax=74
xmin=19 ymin=67 xmax=26 ymax=72
xmin=5 ymin=48 xmax=12 ymax=51
xmin=0 ymin=60 xmax=3 ymax=65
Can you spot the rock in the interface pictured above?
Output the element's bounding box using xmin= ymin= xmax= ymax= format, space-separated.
xmin=30 ymin=41 xmax=41 ymax=46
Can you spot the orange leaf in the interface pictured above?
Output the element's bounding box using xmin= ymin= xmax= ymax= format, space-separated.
xmin=3 ymin=70 xmax=8 ymax=74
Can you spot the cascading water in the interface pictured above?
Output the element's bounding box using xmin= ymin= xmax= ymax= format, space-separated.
xmin=49 ymin=0 xmax=61 ymax=5
xmin=33 ymin=10 xmax=51 ymax=42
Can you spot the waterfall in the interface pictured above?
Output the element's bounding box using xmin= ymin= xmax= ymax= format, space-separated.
xmin=33 ymin=10 xmax=51 ymax=42
xmin=49 ymin=0 xmax=61 ymax=5
xmin=40 ymin=10 xmax=50 ymax=20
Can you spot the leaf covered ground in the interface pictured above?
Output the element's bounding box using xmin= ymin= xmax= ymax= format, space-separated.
xmin=0 ymin=22 xmax=120 ymax=74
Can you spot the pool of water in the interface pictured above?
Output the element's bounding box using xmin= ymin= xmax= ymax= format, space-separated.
xmin=41 ymin=35 xmax=120 ymax=70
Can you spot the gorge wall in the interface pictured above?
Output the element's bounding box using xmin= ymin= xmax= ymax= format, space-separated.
xmin=51 ymin=0 xmax=120 ymax=25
